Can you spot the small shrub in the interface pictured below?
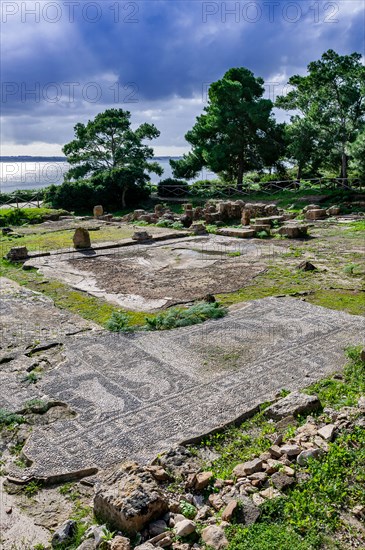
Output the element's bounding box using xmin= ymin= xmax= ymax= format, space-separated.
xmin=105 ymin=312 xmax=133 ymax=332
xmin=23 ymin=372 xmax=39 ymax=385
xmin=180 ymin=500 xmax=197 ymax=519
xmin=343 ymin=263 xmax=362 ymax=276
xmin=24 ymin=481 xmax=42 ymax=497
xmin=205 ymin=224 xmax=217 ymax=234
xmin=144 ymin=302 xmax=228 ymax=331
xmin=0 ymin=408 xmax=25 ymax=428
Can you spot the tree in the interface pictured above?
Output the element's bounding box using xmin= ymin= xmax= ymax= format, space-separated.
xmin=171 ymin=67 xmax=281 ymax=189
xmin=349 ymin=128 xmax=365 ymax=178
xmin=63 ymin=109 xmax=162 ymax=208
xmin=276 ymin=50 xmax=365 ymax=181
xmin=284 ymin=117 xmax=324 ymax=179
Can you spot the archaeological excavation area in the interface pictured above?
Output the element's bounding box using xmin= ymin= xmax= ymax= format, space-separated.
xmin=0 ymin=196 xmax=364 ymax=549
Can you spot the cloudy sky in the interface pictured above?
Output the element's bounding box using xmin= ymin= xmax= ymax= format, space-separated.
xmin=1 ymin=0 xmax=364 ymax=156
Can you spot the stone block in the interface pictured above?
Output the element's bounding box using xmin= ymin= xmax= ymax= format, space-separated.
xmin=6 ymin=246 xmax=29 ymax=261
xmin=73 ymin=228 xmax=91 ymax=249
xmin=93 ymin=205 xmax=103 ymax=218
xmin=93 ymin=462 xmax=169 ymax=534
xmin=305 ymin=209 xmax=327 ymax=220
xmin=216 ymin=228 xmax=255 ymax=238
xmin=265 ymin=392 xmax=321 ymax=420
xmin=276 ymin=225 xmax=308 ymax=238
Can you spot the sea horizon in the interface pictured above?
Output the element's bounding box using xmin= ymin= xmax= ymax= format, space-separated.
xmin=0 ymin=156 xmax=216 ymax=193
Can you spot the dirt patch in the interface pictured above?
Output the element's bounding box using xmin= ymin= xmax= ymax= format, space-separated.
xmin=25 ymin=236 xmax=277 ymax=311
xmin=68 ymin=244 xmax=266 ymax=309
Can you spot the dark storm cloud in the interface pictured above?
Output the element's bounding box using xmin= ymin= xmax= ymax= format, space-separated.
xmin=1 ymin=0 xmax=364 ymax=149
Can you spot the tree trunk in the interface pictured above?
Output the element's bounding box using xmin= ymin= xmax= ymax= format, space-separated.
xmin=296 ymin=164 xmax=302 ymax=181
xmin=121 ymin=186 xmax=127 ymax=209
xmin=341 ymin=152 xmax=348 ymax=186
xmin=237 ymin=156 xmax=244 ymax=191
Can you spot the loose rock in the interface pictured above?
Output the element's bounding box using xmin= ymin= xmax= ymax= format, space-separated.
xmin=110 ymin=536 xmax=131 ymax=550
xmin=233 ymin=458 xmax=263 ymax=477
xmin=174 ymin=519 xmax=196 ymax=537
xmin=297 ymin=448 xmax=322 ymax=466
xmin=221 ymin=500 xmax=238 ymax=522
xmin=201 ymin=525 xmax=228 ymax=549
xmin=195 ymin=471 xmax=213 ymax=491
xmin=93 ymin=462 xmax=168 ymax=534
xmin=265 ymin=392 xmax=321 ymax=420
xmin=52 ymin=519 xmax=77 ymax=547
xmin=317 ymin=424 xmax=336 ymax=441
xmin=270 ymin=472 xmax=296 ymax=491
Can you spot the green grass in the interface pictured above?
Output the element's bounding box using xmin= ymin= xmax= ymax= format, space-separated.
xmin=343 ymin=220 xmax=365 ymax=233
xmin=304 ymin=345 xmax=365 ymax=408
xmin=227 ymin=522 xmax=314 ymax=550
xmin=23 ymin=481 xmax=42 ymax=497
xmin=0 ymin=225 xmax=134 ymax=257
xmin=197 ymin=408 xmax=277 ymax=479
xmin=306 ymin=289 xmax=365 ymax=316
xmin=216 ymin=264 xmax=364 ymax=316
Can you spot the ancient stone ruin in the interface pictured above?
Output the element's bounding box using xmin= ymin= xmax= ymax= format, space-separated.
xmin=121 ymin=200 xmax=318 ymax=239
xmin=6 ymin=246 xmax=29 ymax=261
xmin=93 ymin=205 xmax=104 ymax=218
xmin=73 ymin=227 xmax=91 ymax=249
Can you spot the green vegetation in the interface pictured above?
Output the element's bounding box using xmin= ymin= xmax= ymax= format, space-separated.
xmin=227 ymin=425 xmax=365 ymax=549
xmin=0 ymin=207 xmax=66 ymax=227
xmin=344 ymin=220 xmax=365 ymax=233
xmin=105 ymin=301 xmax=228 ymax=332
xmin=0 ymin=259 xmax=146 ymax=327
xmin=180 ymin=500 xmax=198 ymax=519
xmin=51 ymin=108 xmax=162 ymax=210
xmin=24 ymin=398 xmax=50 ymax=413
xmin=199 ymin=407 xmax=277 ymax=479
xmin=0 ymin=408 xmax=25 ymax=429
xmin=105 ymin=311 xmax=133 ymax=332
xmin=276 ymin=50 xmax=365 ymax=181
xmin=24 ymin=480 xmax=42 ymax=497
xmin=157 ymin=177 xmax=189 ymax=198
xmin=144 ymin=301 xmax=228 ymax=331
xmin=305 ymin=345 xmax=365 ymax=408
xmin=216 ymin=263 xmax=364 ymax=317
xmin=171 ymin=67 xmax=284 ymax=188
xmin=306 ymin=289 xmax=364 ymax=316
xmin=227 ymin=522 xmax=314 ymax=550
xmin=22 ymin=371 xmax=40 ymax=385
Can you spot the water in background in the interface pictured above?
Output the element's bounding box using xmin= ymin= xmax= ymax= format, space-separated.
xmin=0 ymin=159 xmax=216 ymax=194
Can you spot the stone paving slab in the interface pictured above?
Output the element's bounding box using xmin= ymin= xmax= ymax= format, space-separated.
xmin=1 ymin=279 xmax=363 ymax=479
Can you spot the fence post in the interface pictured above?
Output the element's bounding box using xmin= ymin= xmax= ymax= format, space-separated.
xmin=16 ymin=196 xmax=19 ymax=209
xmin=37 ymin=193 xmax=40 ymax=208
